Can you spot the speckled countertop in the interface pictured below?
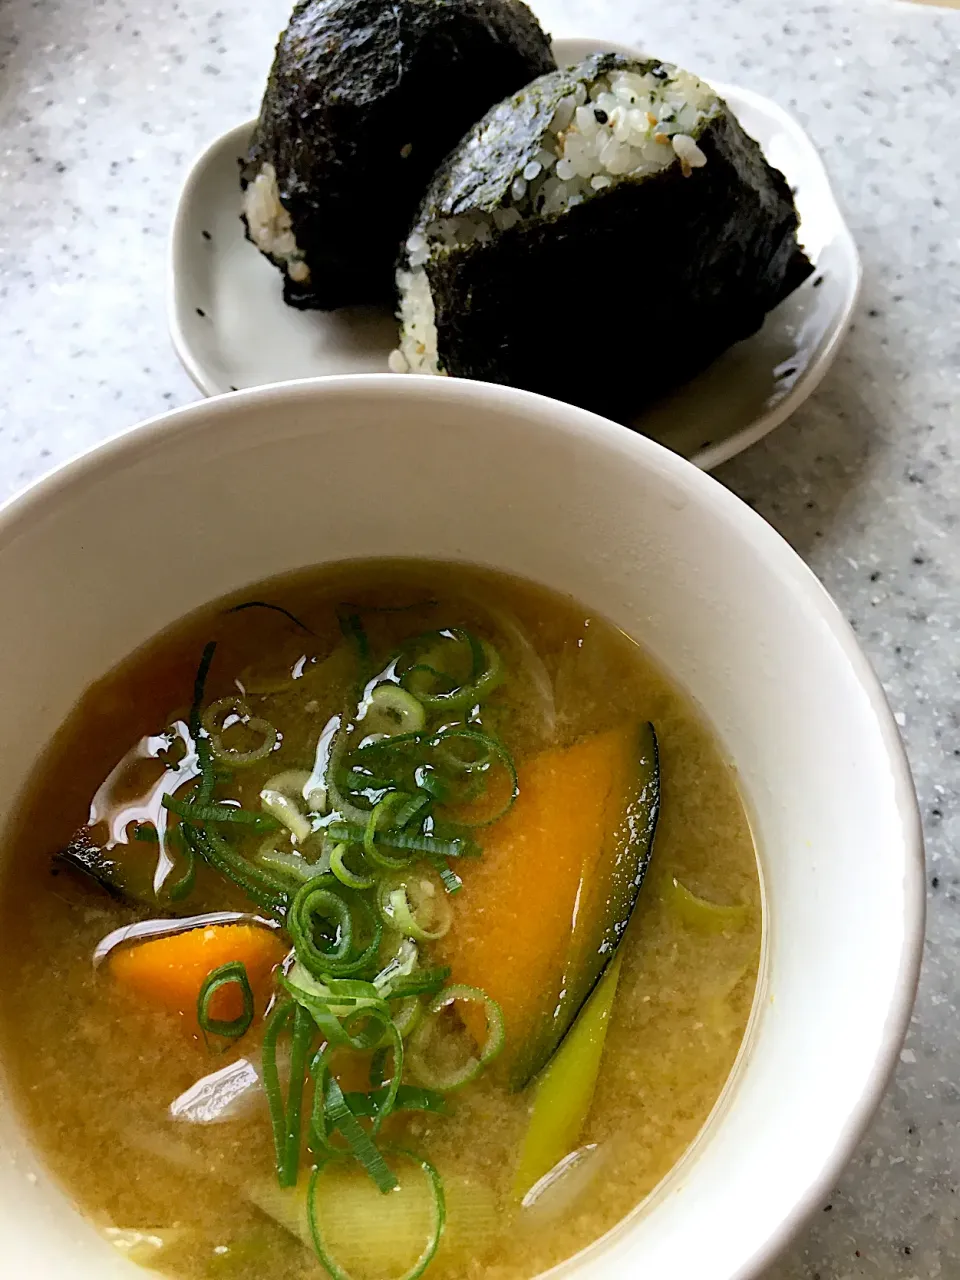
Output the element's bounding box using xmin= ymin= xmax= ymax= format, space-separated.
xmin=0 ymin=0 xmax=958 ymax=1274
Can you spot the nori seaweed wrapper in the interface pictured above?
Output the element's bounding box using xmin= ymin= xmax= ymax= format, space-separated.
xmin=243 ymin=0 xmax=556 ymax=310
xmin=403 ymin=54 xmax=814 ymax=421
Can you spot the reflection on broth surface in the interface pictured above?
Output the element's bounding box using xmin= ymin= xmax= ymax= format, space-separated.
xmin=0 ymin=562 xmax=761 ymax=1280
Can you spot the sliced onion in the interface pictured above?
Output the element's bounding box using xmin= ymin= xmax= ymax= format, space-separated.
xmin=464 ymin=597 xmax=556 ymax=743
xmin=260 ymin=770 xmax=314 ymax=843
xmin=256 ymin=837 xmax=325 ymax=884
xmin=169 ymin=1058 xmax=262 ymax=1124
xmin=519 ymin=1143 xmax=607 ymax=1217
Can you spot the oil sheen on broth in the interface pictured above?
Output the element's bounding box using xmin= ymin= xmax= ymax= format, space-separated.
xmin=0 ymin=562 xmax=761 ymax=1280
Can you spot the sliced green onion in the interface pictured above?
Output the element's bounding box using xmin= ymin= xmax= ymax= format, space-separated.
xmin=370 ymin=1018 xmax=403 ymax=1136
xmin=360 ymin=794 xmax=417 ymax=870
xmin=288 ymin=881 xmax=352 ymax=971
xmin=377 ymin=869 xmax=452 ymax=942
xmin=328 ymin=822 xmax=477 ymax=861
xmin=262 ymin=999 xmax=315 ymax=1188
xmin=352 ymin=731 xmax=426 ymax=759
xmin=384 ymin=967 xmax=451 ymax=1001
xmin=288 ymin=877 xmax=382 ymax=978
xmin=399 ymin=629 xmax=503 ymax=712
xmin=309 ymin=1048 xmax=337 ymax=1155
xmin=323 ymin=1076 xmax=399 ymax=1194
xmin=281 ymin=963 xmax=387 ymax=1018
xmin=197 ymin=960 xmax=254 ymax=1041
xmin=161 ymin=824 xmax=197 ymax=902
xmin=161 ymin=793 xmax=280 ymax=832
xmin=363 ymin=794 xmax=402 ymax=858
xmin=326 ymin=720 xmax=378 ymax=825
xmin=405 ymin=663 xmax=454 ymax=696
xmin=202 ymin=695 xmax=279 ymax=767
xmin=369 ymin=1046 xmax=389 ymax=1090
xmin=388 ymin=995 xmax=422 ymax=1039
xmin=393 ymin=794 xmax=432 ymax=829
xmin=184 ymin=825 xmax=290 ymax=919
xmin=361 ymin=685 xmax=426 ymax=737
xmin=342 ymin=768 xmax=395 ymax=791
xmin=263 ymin=769 xmax=317 ymax=796
xmin=409 ymin=985 xmax=505 ymax=1091
xmin=430 ymin=860 xmax=463 ymax=895
xmin=343 ymin=1085 xmax=449 ymax=1120
xmin=348 ymin=1005 xmax=397 ymax=1052
xmin=297 ymin=1000 xmax=393 ymax=1059
xmin=431 ymin=728 xmax=519 ymax=827
xmin=307 ymin=1150 xmax=445 ymax=1280
xmin=330 ymin=843 xmax=376 ymax=891
xmin=263 ymin=1000 xmax=294 ymax=1179
xmin=412 ymin=766 xmax=451 ymax=804
xmin=283 ymin=1003 xmax=315 ymax=1186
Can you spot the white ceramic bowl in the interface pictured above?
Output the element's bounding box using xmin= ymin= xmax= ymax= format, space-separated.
xmin=0 ymin=376 xmax=922 ymax=1279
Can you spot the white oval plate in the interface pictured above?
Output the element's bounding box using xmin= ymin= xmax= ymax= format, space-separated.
xmin=169 ymin=37 xmax=861 ymax=469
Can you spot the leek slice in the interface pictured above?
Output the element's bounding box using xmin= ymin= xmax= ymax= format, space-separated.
xmin=513 ymin=949 xmax=623 ymax=1200
xmin=664 ymin=876 xmax=749 ymax=932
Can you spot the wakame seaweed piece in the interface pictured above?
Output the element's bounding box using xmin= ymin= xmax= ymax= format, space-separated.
xmin=394 ymin=53 xmax=814 ymax=422
xmin=240 ymin=0 xmax=556 ymax=310
xmin=225 ymin=601 xmax=314 ymax=634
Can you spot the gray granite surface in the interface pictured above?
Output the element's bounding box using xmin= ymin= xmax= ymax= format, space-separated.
xmin=0 ymin=0 xmax=957 ymax=1274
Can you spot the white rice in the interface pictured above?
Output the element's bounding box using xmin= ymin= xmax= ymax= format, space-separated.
xmin=391 ymin=64 xmax=714 ymax=376
xmin=242 ymin=162 xmax=311 ymax=285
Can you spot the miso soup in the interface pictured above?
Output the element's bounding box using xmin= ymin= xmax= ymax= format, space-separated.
xmin=0 ymin=562 xmax=761 ymax=1280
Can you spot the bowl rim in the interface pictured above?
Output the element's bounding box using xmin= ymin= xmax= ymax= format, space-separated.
xmin=0 ymin=373 xmax=924 ymax=1277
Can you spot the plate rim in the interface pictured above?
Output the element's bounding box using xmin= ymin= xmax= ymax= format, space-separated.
xmin=167 ymin=39 xmax=862 ymax=470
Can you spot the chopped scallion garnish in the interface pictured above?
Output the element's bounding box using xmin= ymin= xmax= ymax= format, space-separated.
xmin=162 ymin=794 xmax=281 ymax=832
xmin=197 ymin=960 xmax=254 ymax=1042
xmin=408 ymin=986 xmax=505 ymax=1092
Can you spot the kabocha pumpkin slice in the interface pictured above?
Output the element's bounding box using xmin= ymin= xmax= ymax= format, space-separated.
xmin=110 ymin=923 xmax=288 ymax=1030
xmin=436 ymin=722 xmax=659 ymax=1088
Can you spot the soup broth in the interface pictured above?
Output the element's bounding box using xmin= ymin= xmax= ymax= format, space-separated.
xmin=0 ymin=562 xmax=761 ymax=1280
